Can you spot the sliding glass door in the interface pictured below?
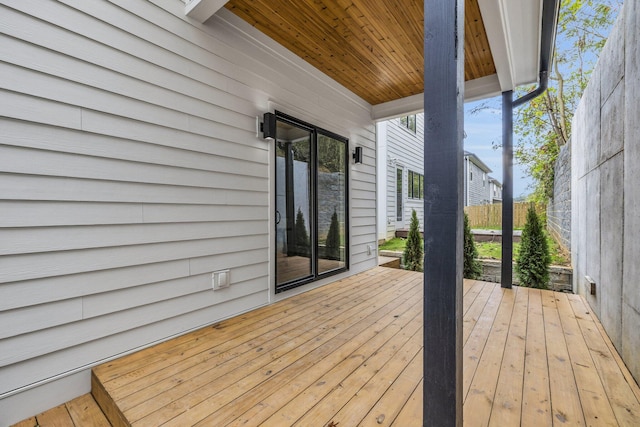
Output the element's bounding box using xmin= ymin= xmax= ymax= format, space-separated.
xmin=275 ymin=113 xmax=348 ymax=292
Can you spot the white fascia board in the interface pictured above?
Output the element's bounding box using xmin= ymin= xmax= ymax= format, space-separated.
xmin=185 ymin=0 xmax=228 ymax=23
xmin=478 ymin=0 xmax=514 ymax=91
xmin=478 ymin=0 xmax=544 ymax=91
xmin=371 ymin=74 xmax=501 ymax=121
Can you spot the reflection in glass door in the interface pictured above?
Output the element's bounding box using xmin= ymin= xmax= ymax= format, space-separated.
xmin=317 ymin=133 xmax=347 ymax=274
xmin=275 ymin=121 xmax=313 ymax=287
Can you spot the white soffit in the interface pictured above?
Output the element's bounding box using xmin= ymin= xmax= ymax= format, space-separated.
xmin=185 ymin=0 xmax=227 ymax=23
xmin=478 ymin=0 xmax=543 ymax=91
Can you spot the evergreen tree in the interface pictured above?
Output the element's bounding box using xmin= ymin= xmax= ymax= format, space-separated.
xmin=516 ymin=204 xmax=551 ymax=288
xmin=463 ymin=212 xmax=482 ymax=279
xmin=325 ymin=208 xmax=341 ymax=260
xmin=295 ymin=207 xmax=309 ymax=256
xmin=403 ymin=209 xmax=423 ymax=272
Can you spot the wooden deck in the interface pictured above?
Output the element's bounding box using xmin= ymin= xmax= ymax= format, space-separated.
xmin=16 ymin=267 xmax=640 ymax=426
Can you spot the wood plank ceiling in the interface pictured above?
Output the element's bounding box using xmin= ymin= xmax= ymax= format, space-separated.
xmin=225 ymin=0 xmax=496 ymax=105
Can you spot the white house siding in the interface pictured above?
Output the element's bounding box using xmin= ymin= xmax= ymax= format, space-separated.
xmin=0 ymin=1 xmax=377 ymax=424
xmin=464 ymin=155 xmax=492 ymax=206
xmin=384 ymin=115 xmax=426 ymax=232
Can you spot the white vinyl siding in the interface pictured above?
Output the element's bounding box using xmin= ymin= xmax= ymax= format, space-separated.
xmin=464 ymin=157 xmax=492 ymax=206
xmin=0 ymin=0 xmax=377 ymax=421
xmin=384 ymin=114 xmax=425 ymax=231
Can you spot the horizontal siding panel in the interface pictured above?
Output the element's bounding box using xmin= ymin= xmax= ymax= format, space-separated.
xmin=0 ymin=290 xmax=268 ymax=395
xmin=0 ymin=174 xmax=267 ymax=206
xmin=0 ymin=221 xmax=267 ymax=255
xmin=188 ymin=249 xmax=268 ymax=276
xmin=0 ymin=201 xmax=143 ymax=227
xmin=0 ymin=285 xmax=269 ymax=367
xmin=351 ymin=216 xmax=377 ymax=227
xmin=0 ymin=146 xmax=267 ymax=191
xmin=0 ymin=62 xmax=183 ymax=133
xmin=0 ymin=120 xmax=268 ymax=177
xmin=0 ymin=90 xmax=81 ymax=130
xmin=0 ymin=248 xmax=268 ymax=311
xmin=82 ymin=267 xmax=267 ymax=318
xmin=352 ymin=225 xmax=377 ymax=238
xmin=351 ymin=198 xmax=377 ymax=209
xmin=0 ymin=260 xmax=190 ymax=311
xmin=0 ymin=299 xmax=83 ymax=340
xmin=142 ymin=204 xmax=268 ymax=224
xmin=0 ymin=34 xmax=256 ymax=131
xmin=81 ymin=111 xmax=268 ymax=159
xmin=1 ymin=235 xmax=268 ymax=283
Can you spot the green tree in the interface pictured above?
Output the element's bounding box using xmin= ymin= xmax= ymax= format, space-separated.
xmin=294 ymin=207 xmax=309 ymax=256
xmin=325 ymin=208 xmax=341 ymax=260
xmin=514 ymin=0 xmax=620 ymax=202
xmin=403 ymin=209 xmax=423 ymax=272
xmin=516 ymin=205 xmax=551 ymax=288
xmin=463 ymin=213 xmax=482 ymax=279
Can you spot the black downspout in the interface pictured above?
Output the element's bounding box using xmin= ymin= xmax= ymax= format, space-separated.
xmin=501 ymin=0 xmax=559 ymax=288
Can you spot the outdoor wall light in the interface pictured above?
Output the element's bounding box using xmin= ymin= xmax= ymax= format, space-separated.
xmin=353 ymin=146 xmax=363 ymax=164
xmin=261 ymin=112 xmax=276 ymax=140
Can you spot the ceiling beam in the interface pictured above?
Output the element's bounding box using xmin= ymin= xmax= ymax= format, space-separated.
xmin=371 ymin=75 xmax=501 ymax=121
xmin=185 ymin=0 xmax=227 ymax=23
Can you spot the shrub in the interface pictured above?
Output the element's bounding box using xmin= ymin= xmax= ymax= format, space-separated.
xmin=516 ymin=204 xmax=551 ymax=288
xmin=403 ymin=209 xmax=423 ymax=272
xmin=463 ymin=212 xmax=482 ymax=279
xmin=294 ymin=207 xmax=309 ymax=256
xmin=325 ymin=208 xmax=341 ymax=260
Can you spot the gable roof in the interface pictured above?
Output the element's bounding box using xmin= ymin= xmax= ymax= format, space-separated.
xmin=464 ymin=151 xmax=492 ymax=173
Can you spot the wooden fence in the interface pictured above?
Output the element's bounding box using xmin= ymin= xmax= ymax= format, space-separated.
xmin=464 ymin=202 xmax=546 ymax=229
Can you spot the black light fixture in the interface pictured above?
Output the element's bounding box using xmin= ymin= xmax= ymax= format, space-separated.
xmin=353 ymin=146 xmax=363 ymax=164
xmin=261 ymin=112 xmax=276 ymax=140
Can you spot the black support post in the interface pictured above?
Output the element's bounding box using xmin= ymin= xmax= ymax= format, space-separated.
xmin=501 ymin=90 xmax=514 ymax=289
xmin=423 ymin=0 xmax=464 ymax=425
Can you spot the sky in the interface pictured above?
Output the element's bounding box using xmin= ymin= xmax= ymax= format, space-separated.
xmin=463 ymin=98 xmax=532 ymax=199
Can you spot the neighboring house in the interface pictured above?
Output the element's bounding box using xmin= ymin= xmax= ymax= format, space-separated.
xmin=464 ymin=151 xmax=494 ymax=206
xmin=489 ymin=176 xmax=503 ymax=203
xmin=0 ymin=0 xmax=557 ymax=424
xmin=376 ymin=114 xmax=425 ymax=241
xmin=377 ymin=131 xmax=502 ymax=241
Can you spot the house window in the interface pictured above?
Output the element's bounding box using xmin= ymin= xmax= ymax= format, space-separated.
xmin=483 ymin=173 xmax=486 ymax=187
xmin=399 ymin=115 xmax=416 ymax=133
xmin=408 ymin=170 xmax=424 ymax=199
xmin=396 ymin=168 xmax=403 ymax=221
xmin=470 ymin=171 xmax=473 ymax=181
xmin=274 ymin=112 xmax=349 ymax=293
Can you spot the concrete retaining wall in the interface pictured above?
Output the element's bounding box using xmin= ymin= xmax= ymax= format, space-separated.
xmin=571 ymin=4 xmax=640 ymax=383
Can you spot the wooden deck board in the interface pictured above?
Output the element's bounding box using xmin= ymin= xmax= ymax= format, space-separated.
xmin=15 ymin=267 xmax=640 ymax=426
xmin=521 ymin=289 xmax=553 ymax=427
xmin=488 ymin=285 xmax=528 ymax=426
xmin=10 ymin=394 xmax=109 ymax=427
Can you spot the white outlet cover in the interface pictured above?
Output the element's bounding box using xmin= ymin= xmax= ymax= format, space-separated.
xmin=212 ymin=269 xmax=230 ymax=290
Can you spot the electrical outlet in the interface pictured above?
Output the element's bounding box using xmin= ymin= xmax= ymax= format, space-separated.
xmin=212 ymin=269 xmax=230 ymax=290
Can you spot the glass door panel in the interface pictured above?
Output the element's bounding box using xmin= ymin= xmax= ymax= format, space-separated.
xmin=317 ymin=133 xmax=347 ymax=274
xmin=275 ymin=121 xmax=313 ymax=288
